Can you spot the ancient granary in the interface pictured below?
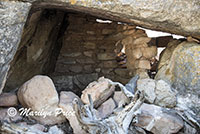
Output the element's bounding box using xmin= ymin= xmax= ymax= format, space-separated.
xmin=0 ymin=0 xmax=200 ymax=134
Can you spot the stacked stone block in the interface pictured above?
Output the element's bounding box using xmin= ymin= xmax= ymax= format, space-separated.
xmin=52 ymin=13 xmax=141 ymax=93
xmin=122 ymin=30 xmax=157 ymax=78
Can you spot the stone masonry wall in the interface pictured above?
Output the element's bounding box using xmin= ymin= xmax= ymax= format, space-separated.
xmin=51 ymin=13 xmax=140 ymax=95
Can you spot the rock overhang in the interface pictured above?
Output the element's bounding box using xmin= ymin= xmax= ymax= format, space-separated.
xmin=26 ymin=0 xmax=200 ymax=39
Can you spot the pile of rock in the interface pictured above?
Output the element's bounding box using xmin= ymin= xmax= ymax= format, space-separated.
xmin=0 ymin=74 xmax=199 ymax=134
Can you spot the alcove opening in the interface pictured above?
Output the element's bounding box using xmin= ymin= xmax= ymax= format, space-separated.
xmin=3 ymin=4 xmax=186 ymax=96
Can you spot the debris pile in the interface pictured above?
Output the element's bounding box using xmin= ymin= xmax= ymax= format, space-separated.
xmin=0 ymin=75 xmax=199 ymax=134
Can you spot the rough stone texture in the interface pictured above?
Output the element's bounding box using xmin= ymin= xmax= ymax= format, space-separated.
xmin=134 ymin=103 xmax=184 ymax=134
xmin=155 ymin=41 xmax=200 ymax=121
xmin=137 ymin=78 xmax=156 ymax=103
xmin=113 ymin=91 xmax=128 ymax=107
xmin=137 ymin=78 xmax=177 ymax=108
xmin=1 ymin=0 xmax=200 ymax=95
xmin=0 ymin=1 xmax=31 ymax=94
xmin=17 ymin=75 xmax=65 ymax=125
xmin=97 ymin=98 xmax=116 ymax=118
xmin=81 ymin=77 xmax=115 ymax=108
xmin=4 ymin=9 xmax=65 ymax=92
xmin=156 ymin=41 xmax=200 ymax=94
xmin=122 ymin=31 xmax=157 ymax=79
xmin=58 ymin=91 xmax=86 ymax=134
xmin=52 ymin=75 xmax=73 ymax=93
xmin=30 ymin=0 xmax=200 ymax=39
xmin=0 ymin=92 xmax=18 ymax=107
xmin=73 ymin=73 xmax=99 ymax=95
xmin=154 ymin=80 xmax=176 ymax=108
xmin=135 ymin=60 xmax=151 ymax=69
xmin=51 ymin=12 xmax=135 ymax=92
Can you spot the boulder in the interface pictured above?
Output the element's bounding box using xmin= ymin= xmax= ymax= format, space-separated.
xmin=155 ymin=41 xmax=200 ymax=118
xmin=17 ymin=75 xmax=65 ymax=125
xmin=134 ymin=103 xmax=184 ymax=134
xmin=137 ymin=78 xmax=176 ymax=108
xmin=81 ymin=77 xmax=115 ymax=108
xmin=0 ymin=92 xmax=18 ymax=107
xmin=58 ymin=91 xmax=87 ymax=134
xmin=137 ymin=78 xmax=156 ymax=103
xmin=154 ymin=80 xmax=176 ymax=108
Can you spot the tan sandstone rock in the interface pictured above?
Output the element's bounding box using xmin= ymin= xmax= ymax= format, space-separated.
xmin=17 ymin=75 xmax=65 ymax=125
xmin=81 ymin=77 xmax=115 ymax=108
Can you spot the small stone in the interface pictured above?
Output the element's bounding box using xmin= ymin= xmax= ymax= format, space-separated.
xmin=0 ymin=92 xmax=18 ymax=107
xmin=61 ymin=52 xmax=81 ymax=57
xmin=55 ymin=64 xmax=70 ymax=73
xmin=97 ymin=98 xmax=116 ymax=118
xmin=113 ymin=91 xmax=128 ymax=107
xmin=132 ymin=48 xmax=142 ymax=59
xmin=84 ymin=42 xmax=96 ymax=49
xmin=135 ymin=69 xmax=149 ymax=79
xmin=137 ymin=78 xmax=156 ymax=103
xmin=84 ymin=65 xmax=93 ymax=73
xmin=76 ymin=58 xmax=95 ymax=64
xmin=97 ymin=53 xmax=116 ymax=60
xmin=122 ymin=36 xmax=133 ymax=45
xmin=83 ymin=51 xmax=93 ymax=57
xmin=102 ymin=29 xmax=115 ymax=35
xmin=135 ymin=60 xmax=151 ymax=69
xmin=134 ymin=103 xmax=183 ymax=134
xmin=86 ymin=31 xmax=95 ymax=35
xmin=101 ymin=69 xmax=114 ymax=75
xmin=57 ymin=58 xmax=76 ymax=64
xmin=123 ymin=29 xmax=136 ymax=35
xmin=17 ymin=75 xmax=65 ymax=125
xmin=141 ymin=46 xmax=157 ymax=59
xmin=95 ymin=68 xmax=101 ymax=73
xmin=69 ymin=65 xmax=82 ymax=73
xmin=155 ymin=80 xmax=176 ymax=108
xmin=98 ymin=60 xmax=118 ymax=68
xmin=81 ymin=77 xmax=115 ymax=108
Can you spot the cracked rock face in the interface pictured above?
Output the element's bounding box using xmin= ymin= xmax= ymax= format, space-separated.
xmin=155 ymin=41 xmax=200 ymax=123
xmin=0 ymin=1 xmax=31 ymax=93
